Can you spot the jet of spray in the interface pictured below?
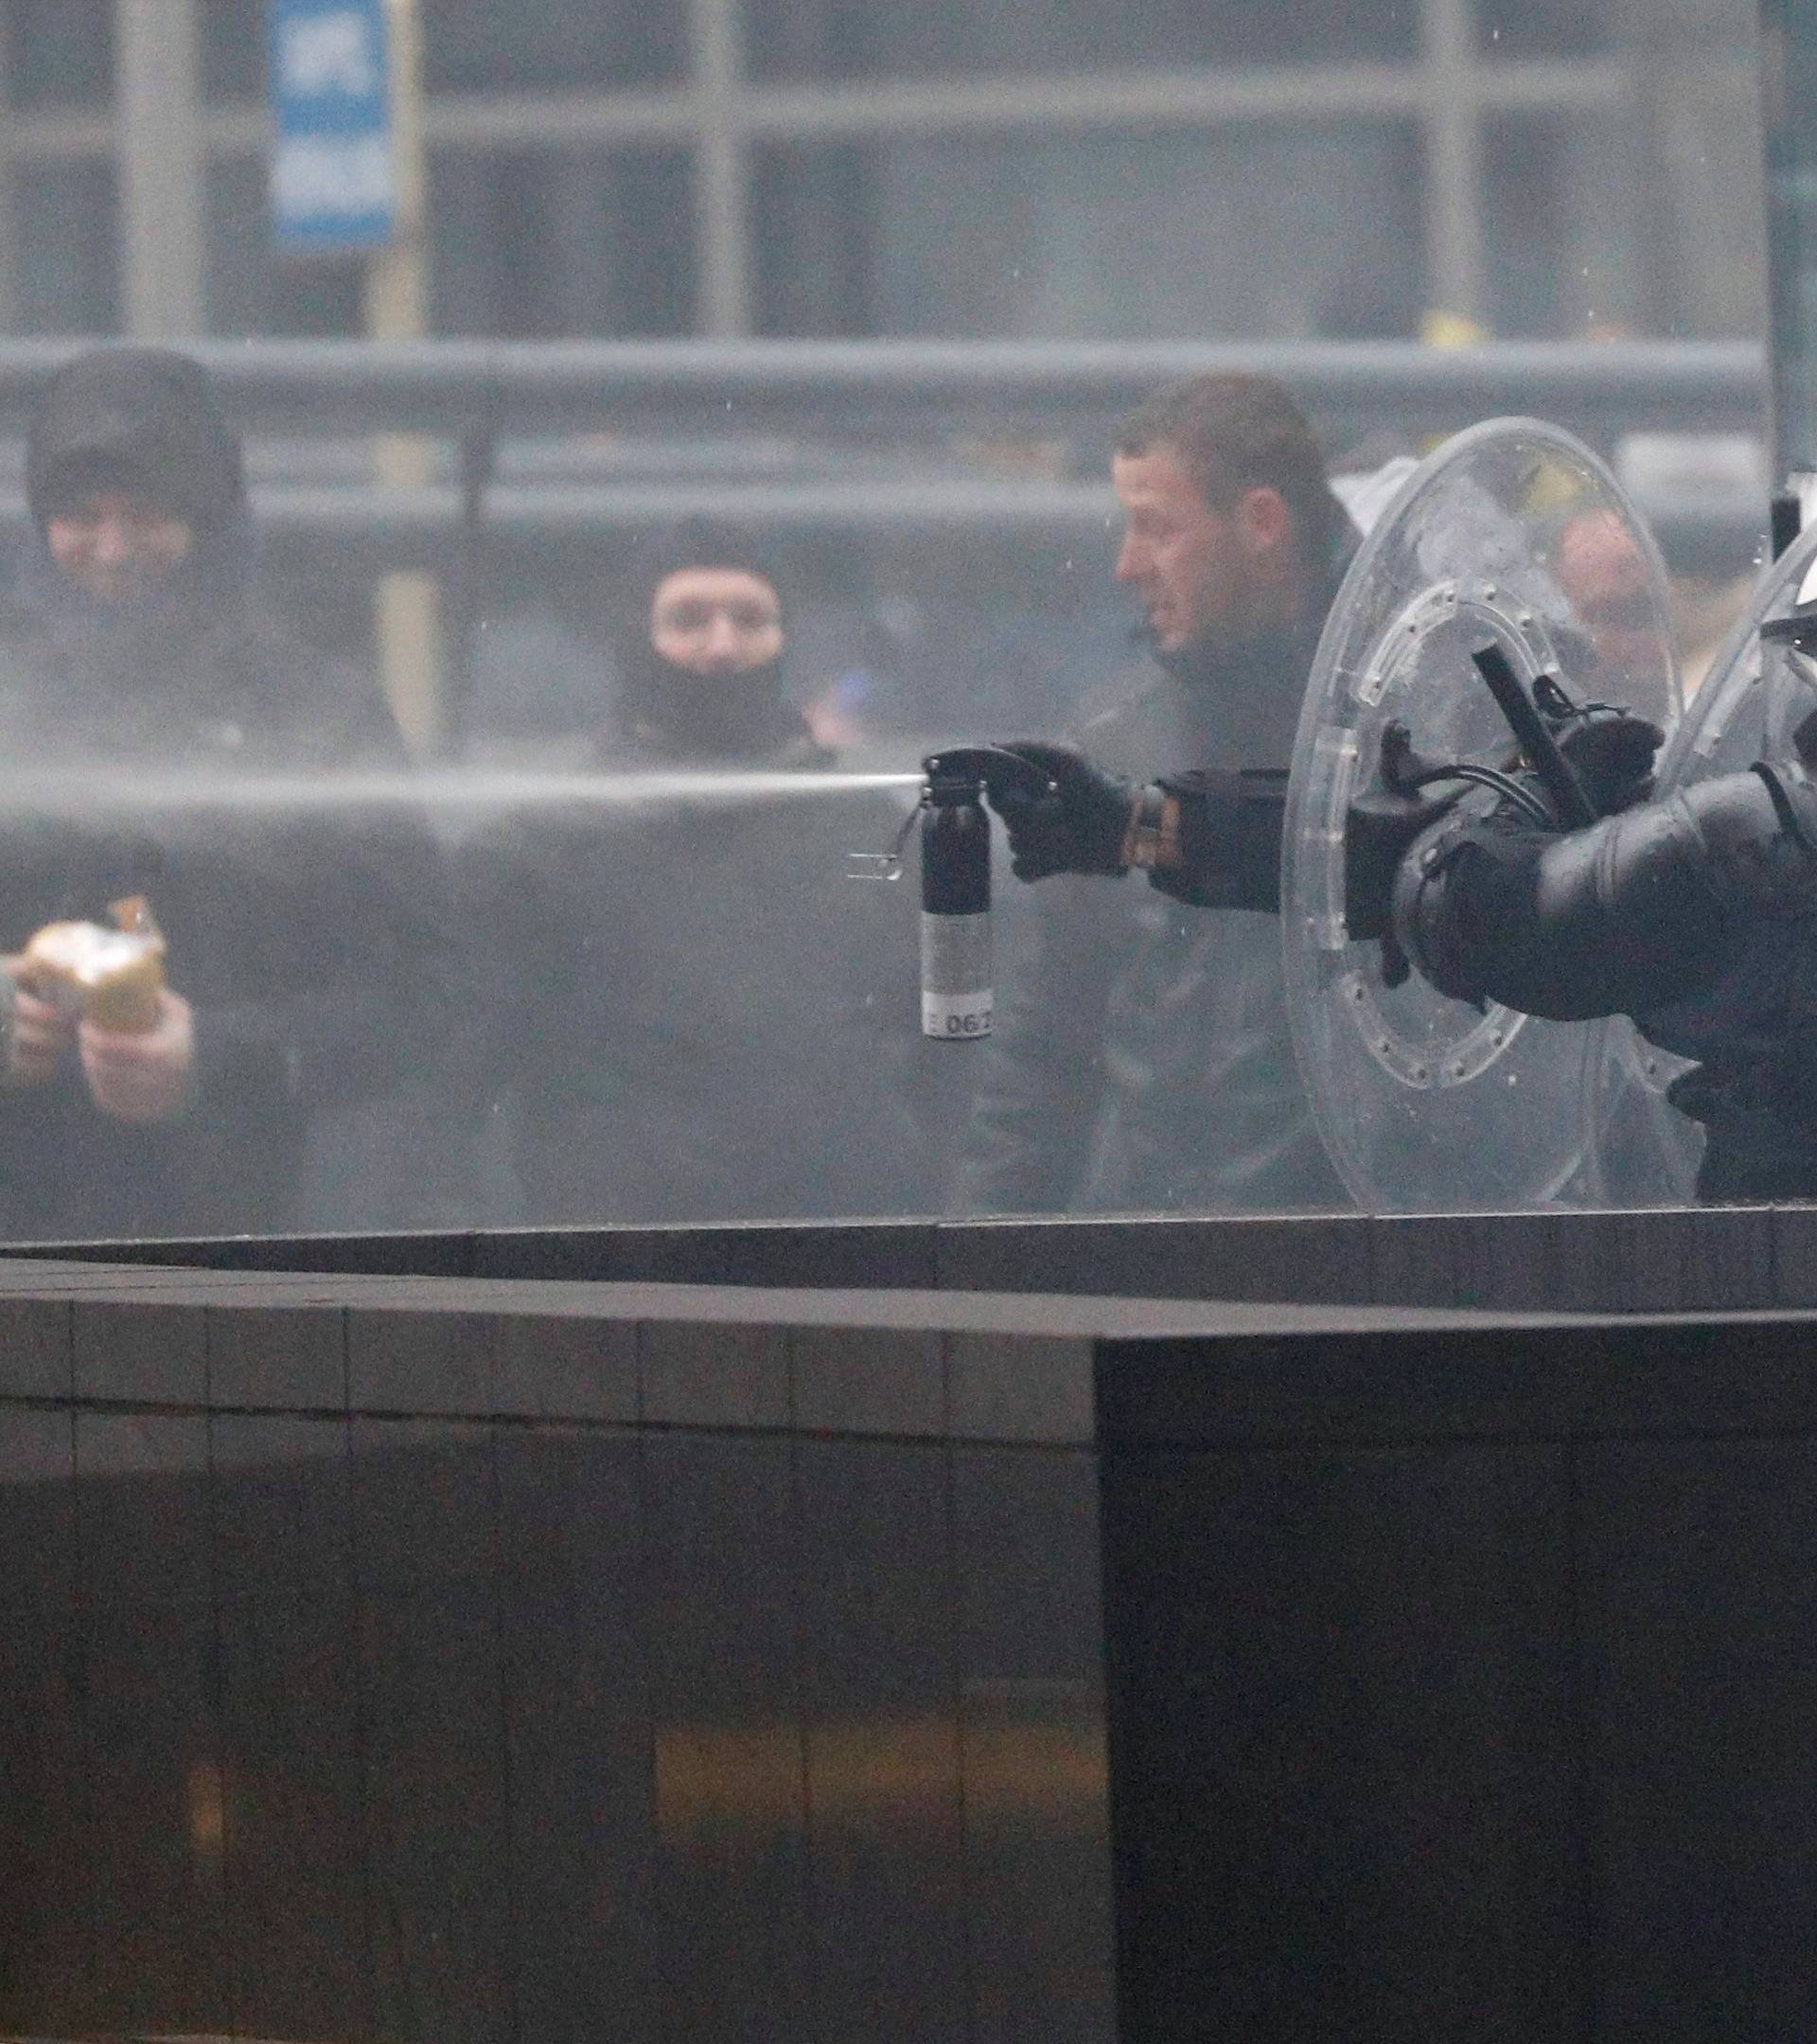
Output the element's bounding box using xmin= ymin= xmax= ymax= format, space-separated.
xmin=0 ymin=765 xmax=927 ymax=822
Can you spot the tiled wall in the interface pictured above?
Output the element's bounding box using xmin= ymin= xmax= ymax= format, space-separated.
xmin=0 ymin=1278 xmax=1113 ymax=2044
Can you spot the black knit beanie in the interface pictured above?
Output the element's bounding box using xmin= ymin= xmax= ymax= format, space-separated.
xmin=27 ymin=345 xmax=246 ymax=535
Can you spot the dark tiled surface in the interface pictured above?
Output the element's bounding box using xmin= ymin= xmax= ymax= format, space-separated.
xmin=347 ymin=1309 xmax=493 ymax=1415
xmin=1579 ymin=1436 xmax=1817 ymax=2040
xmin=471 ymin=1221 xmax=941 ymax=1292
xmin=954 ymin=1447 xmax=1115 ymax=2044
xmin=36 ymin=1252 xmax=1817 ymax=2042
xmin=491 ymin=1311 xmax=638 ymax=1420
xmin=790 ymin=1325 xmax=945 ymax=1436
xmin=642 ymin=1432 xmax=813 ymax=2041
xmin=0 ymin=1408 xmax=86 ymax=2033
xmin=947 ymin=1331 xmax=1094 ymax=1445
xmin=935 ymin=1214 xmax=1374 ymax=1306
xmin=211 ymin=1416 xmax=368 ymax=2042
xmin=0 ymin=1296 xmax=73 ymax=1399
xmin=1098 ymin=1318 xmax=1817 ymax=1449
xmin=1369 ymin=1205 xmax=1786 ymax=1315
xmin=1102 ymin=1439 xmax=1580 ymax=2042
xmin=76 ymin=1413 xmax=212 ymax=1611
xmin=73 ymin=1301 xmax=207 ymax=1404
xmin=0 ymin=1574 xmax=93 ymax=2030
xmin=0 ymin=1319 xmax=1116 ymax=2044
xmin=21 ymin=1203 xmax=1817 ymax=1319
xmin=1 ymin=1229 xmax=481 ymax=1278
xmin=206 ymin=1303 xmax=346 ymax=1411
xmin=1771 ymin=1204 xmax=1817 ymax=1306
xmin=211 ymin=1413 xmax=352 ymax=1608
xmin=351 ymin=1420 xmax=512 ymax=2044
xmin=640 ymin=1319 xmax=790 ymax=1430
xmin=0 ymin=1406 xmax=76 ymax=1605
xmin=75 ymin=1413 xmax=226 ymax=2034
xmin=794 ymin=1437 xmax=967 ymax=2044
xmin=496 ymin=1426 xmax=653 ymax=2044
xmin=349 ymin=1418 xmax=496 ymax=1599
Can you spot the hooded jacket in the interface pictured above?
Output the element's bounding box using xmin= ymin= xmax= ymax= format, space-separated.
xmin=0 ymin=346 xmax=459 ymax=1242
xmin=464 ymin=522 xmax=931 ymax=1225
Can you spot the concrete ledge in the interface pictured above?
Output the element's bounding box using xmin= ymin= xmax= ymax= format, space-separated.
xmin=6 ymin=1203 xmax=1808 ymax=1317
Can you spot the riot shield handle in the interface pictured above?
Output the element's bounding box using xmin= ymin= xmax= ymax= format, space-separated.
xmin=1470 ymin=643 xmax=1599 ymax=829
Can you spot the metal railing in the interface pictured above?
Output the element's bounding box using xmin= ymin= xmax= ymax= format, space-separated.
xmin=0 ymin=337 xmax=1771 ymax=744
xmin=0 ymin=334 xmax=1767 ymax=440
xmin=0 ymin=335 xmax=1770 ymax=559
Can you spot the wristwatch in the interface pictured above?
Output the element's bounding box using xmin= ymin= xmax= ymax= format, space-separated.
xmin=1122 ymin=784 xmax=1180 ymax=871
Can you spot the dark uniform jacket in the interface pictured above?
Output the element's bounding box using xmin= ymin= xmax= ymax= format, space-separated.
xmin=0 ymin=555 xmax=458 ymax=1242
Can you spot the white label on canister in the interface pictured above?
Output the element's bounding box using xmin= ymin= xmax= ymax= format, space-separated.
xmin=923 ymin=989 xmax=994 ymax=1040
xmin=922 ymin=909 xmax=992 ymax=1041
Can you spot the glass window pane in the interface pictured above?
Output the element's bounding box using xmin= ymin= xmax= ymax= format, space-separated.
xmin=14 ymin=161 xmax=117 ymax=330
xmin=430 ymin=148 xmax=694 ymax=337
xmin=756 ymin=126 xmax=1425 ymax=341
xmin=424 ymin=0 xmax=683 ymax=92
xmin=8 ymin=0 xmax=112 ymax=108
xmin=1475 ymin=0 xmax=1612 ymax=59
xmin=750 ymin=0 xmax=1417 ymax=82
xmin=1483 ymin=108 xmax=1765 ymax=341
xmin=201 ymin=0 xmax=265 ymax=104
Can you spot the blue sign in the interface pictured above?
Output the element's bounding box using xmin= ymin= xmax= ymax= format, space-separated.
xmin=270 ymin=0 xmax=395 ymax=255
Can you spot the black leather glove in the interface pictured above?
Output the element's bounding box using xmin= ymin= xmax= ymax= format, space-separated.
xmin=1550 ymin=703 xmax=1665 ymax=818
xmin=1343 ymin=722 xmax=1469 ymax=952
xmin=980 ymin=741 xmax=1135 ymax=882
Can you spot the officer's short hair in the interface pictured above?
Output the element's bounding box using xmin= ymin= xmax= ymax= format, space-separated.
xmin=1115 ymin=373 xmax=1339 ymax=567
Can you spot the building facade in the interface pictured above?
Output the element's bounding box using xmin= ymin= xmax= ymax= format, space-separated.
xmin=0 ymin=0 xmax=1769 ymax=346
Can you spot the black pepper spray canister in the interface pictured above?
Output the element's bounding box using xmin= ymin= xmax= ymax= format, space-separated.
xmin=919 ymin=754 xmax=994 ymax=1040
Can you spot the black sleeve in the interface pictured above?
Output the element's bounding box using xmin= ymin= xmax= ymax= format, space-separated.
xmin=1395 ymin=769 xmax=1814 ymax=1022
xmin=1144 ymin=769 xmax=1287 ymax=912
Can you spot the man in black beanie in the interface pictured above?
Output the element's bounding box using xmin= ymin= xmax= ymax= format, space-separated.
xmin=0 ymin=344 xmax=458 ymax=1241
xmin=464 ymin=517 xmax=929 ymax=1225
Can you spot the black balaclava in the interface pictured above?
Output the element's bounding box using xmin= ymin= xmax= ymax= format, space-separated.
xmin=20 ymin=345 xmax=255 ymax=672
xmin=610 ymin=517 xmax=808 ymax=761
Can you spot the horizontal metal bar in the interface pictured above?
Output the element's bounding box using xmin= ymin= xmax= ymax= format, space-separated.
xmin=0 ymin=51 xmax=1663 ymax=166
xmin=737 ymin=55 xmax=1630 ymax=138
xmin=0 ymin=478 xmax=1758 ymax=576
xmin=0 ymin=338 xmax=1766 ymax=441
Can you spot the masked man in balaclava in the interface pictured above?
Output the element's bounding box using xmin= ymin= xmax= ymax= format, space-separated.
xmin=0 ymin=344 xmax=458 ymax=1241
xmin=465 ymin=517 xmax=929 ymax=1225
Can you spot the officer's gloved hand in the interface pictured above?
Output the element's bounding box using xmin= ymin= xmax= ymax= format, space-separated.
xmin=1344 ymin=722 xmax=1467 ymax=949
xmin=1551 ymin=704 xmax=1665 ymax=818
xmin=981 ymin=741 xmax=1135 ymax=882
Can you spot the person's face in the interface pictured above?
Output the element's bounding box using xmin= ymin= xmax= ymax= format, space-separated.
xmin=1555 ymin=510 xmax=1663 ymax=687
xmin=650 ymin=567 xmax=785 ymax=677
xmin=44 ymin=490 xmax=195 ymax=606
xmin=1112 ymin=446 xmax=1284 ymax=657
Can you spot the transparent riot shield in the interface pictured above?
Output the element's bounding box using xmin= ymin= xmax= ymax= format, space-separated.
xmin=1282 ymin=418 xmax=1681 ymax=1212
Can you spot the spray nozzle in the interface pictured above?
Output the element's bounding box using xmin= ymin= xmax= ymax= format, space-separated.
xmin=848 ymin=747 xmax=1055 ymax=881
xmin=920 ymin=746 xmax=1058 ymax=807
